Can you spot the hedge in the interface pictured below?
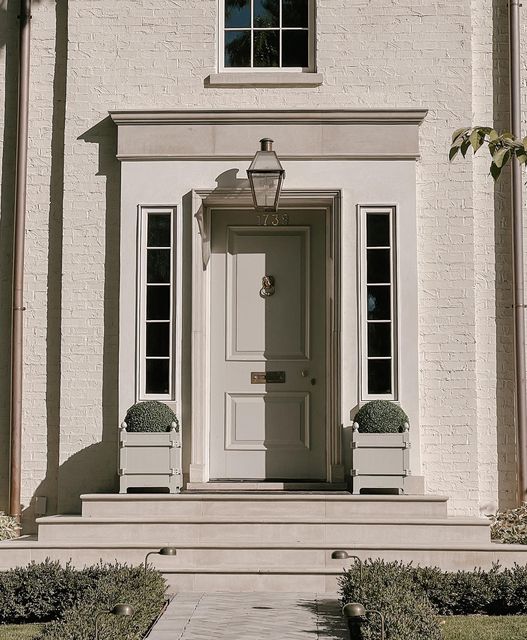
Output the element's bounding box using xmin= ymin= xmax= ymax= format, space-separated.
xmin=339 ymin=559 xmax=527 ymax=626
xmin=339 ymin=560 xmax=442 ymax=640
xmin=0 ymin=560 xmax=166 ymax=639
xmin=38 ymin=563 xmax=166 ymax=640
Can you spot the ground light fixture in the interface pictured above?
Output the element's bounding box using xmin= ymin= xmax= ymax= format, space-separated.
xmin=342 ymin=602 xmax=386 ymax=640
xmin=246 ymin=138 xmax=285 ymax=212
xmin=144 ymin=546 xmax=178 ymax=570
xmin=94 ymin=603 xmax=134 ymax=639
xmin=331 ymin=550 xmax=363 ymax=585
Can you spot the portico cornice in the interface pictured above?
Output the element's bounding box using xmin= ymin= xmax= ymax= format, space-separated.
xmin=109 ymin=109 xmax=427 ymax=161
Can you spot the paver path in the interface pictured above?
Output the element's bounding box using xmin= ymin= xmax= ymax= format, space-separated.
xmin=147 ymin=592 xmax=348 ymax=640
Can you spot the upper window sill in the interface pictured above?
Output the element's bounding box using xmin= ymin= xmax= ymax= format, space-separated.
xmin=205 ymin=72 xmax=323 ymax=88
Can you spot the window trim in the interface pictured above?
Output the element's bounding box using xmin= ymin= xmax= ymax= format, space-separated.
xmin=358 ymin=205 xmax=399 ymax=401
xmin=219 ymin=0 xmax=316 ymax=72
xmin=136 ymin=205 xmax=178 ymax=402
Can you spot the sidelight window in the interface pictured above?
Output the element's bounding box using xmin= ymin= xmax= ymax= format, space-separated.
xmin=138 ymin=207 xmax=176 ymax=399
xmin=360 ymin=206 xmax=398 ymax=400
xmin=222 ymin=0 xmax=313 ymax=70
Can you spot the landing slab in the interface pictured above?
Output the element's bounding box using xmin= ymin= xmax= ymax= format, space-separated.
xmin=146 ymin=592 xmax=347 ymax=640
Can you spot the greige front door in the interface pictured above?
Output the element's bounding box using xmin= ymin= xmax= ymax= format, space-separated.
xmin=209 ymin=209 xmax=327 ymax=480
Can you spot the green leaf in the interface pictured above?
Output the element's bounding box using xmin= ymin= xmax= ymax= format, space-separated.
xmin=490 ymin=162 xmax=502 ymax=181
xmin=517 ymin=152 xmax=527 ymax=165
xmin=449 ymin=145 xmax=460 ymax=161
xmin=470 ymin=129 xmax=483 ymax=153
xmin=451 ymin=127 xmax=470 ymax=143
xmin=460 ymin=139 xmax=471 ymax=157
xmin=493 ymin=147 xmax=509 ymax=168
xmin=501 ymin=131 xmax=516 ymax=140
xmin=523 ymin=136 xmax=527 ymax=148
xmin=489 ymin=129 xmax=499 ymax=142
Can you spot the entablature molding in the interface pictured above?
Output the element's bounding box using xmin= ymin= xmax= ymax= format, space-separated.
xmin=109 ymin=109 xmax=428 ymax=161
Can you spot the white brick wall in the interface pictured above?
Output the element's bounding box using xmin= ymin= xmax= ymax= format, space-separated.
xmin=0 ymin=0 xmax=524 ymax=523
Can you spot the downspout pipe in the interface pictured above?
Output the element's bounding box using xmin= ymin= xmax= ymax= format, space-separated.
xmin=10 ymin=0 xmax=32 ymax=522
xmin=509 ymin=0 xmax=527 ymax=504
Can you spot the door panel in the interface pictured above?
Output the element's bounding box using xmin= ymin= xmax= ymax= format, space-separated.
xmin=210 ymin=209 xmax=326 ymax=480
xmin=225 ymin=392 xmax=309 ymax=451
xmin=226 ymin=228 xmax=309 ymax=360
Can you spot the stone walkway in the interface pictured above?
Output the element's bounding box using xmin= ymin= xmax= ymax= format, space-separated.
xmin=147 ymin=592 xmax=348 ymax=640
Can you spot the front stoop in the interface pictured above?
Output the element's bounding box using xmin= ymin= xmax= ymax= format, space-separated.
xmin=0 ymin=493 xmax=526 ymax=592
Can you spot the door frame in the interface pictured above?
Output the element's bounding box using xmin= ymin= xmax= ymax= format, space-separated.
xmin=189 ymin=188 xmax=342 ymax=484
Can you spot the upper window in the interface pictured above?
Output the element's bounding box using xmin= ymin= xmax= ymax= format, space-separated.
xmin=222 ymin=0 xmax=313 ymax=70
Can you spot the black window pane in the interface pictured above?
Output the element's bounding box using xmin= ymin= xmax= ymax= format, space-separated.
xmin=367 ymin=213 xmax=390 ymax=247
xmin=146 ymin=323 xmax=170 ymax=357
xmin=367 ymin=286 xmax=391 ymax=320
xmin=146 ymin=359 xmax=170 ymax=395
xmin=282 ymin=30 xmax=308 ymax=67
xmin=147 ymin=286 xmax=171 ymax=320
xmin=283 ymin=0 xmax=308 ymax=27
xmin=367 ymin=249 xmax=391 ymax=283
xmin=254 ymin=0 xmax=279 ymax=27
xmin=368 ymin=360 xmax=392 ymax=395
xmin=368 ymin=323 xmax=392 ymax=357
xmin=254 ymin=30 xmax=279 ymax=67
xmin=148 ymin=214 xmax=171 ymax=247
xmin=147 ymin=249 xmax=171 ymax=283
xmin=225 ymin=0 xmax=250 ymax=28
xmin=225 ymin=31 xmax=251 ymax=67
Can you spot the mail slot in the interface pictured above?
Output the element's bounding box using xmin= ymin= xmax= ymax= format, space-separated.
xmin=251 ymin=371 xmax=286 ymax=384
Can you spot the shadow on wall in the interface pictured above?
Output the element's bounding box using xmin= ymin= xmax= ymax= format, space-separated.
xmin=492 ymin=0 xmax=516 ymax=509
xmin=0 ymin=3 xmax=120 ymax=528
xmin=21 ymin=115 xmax=121 ymax=531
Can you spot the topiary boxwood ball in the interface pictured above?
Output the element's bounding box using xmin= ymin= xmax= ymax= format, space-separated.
xmin=354 ymin=400 xmax=408 ymax=433
xmin=124 ymin=401 xmax=179 ymax=433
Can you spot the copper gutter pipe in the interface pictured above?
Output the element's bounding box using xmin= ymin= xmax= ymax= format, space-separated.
xmin=509 ymin=0 xmax=527 ymax=504
xmin=10 ymin=0 xmax=32 ymax=522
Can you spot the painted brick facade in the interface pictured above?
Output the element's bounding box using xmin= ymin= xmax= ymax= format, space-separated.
xmin=0 ymin=0 xmax=525 ymax=527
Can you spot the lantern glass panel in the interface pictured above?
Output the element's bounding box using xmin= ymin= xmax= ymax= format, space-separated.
xmin=250 ymin=172 xmax=281 ymax=210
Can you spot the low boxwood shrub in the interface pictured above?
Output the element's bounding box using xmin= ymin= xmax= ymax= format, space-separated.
xmin=338 ymin=558 xmax=527 ymax=626
xmin=490 ymin=503 xmax=527 ymax=544
xmin=0 ymin=560 xmax=166 ymax=639
xmin=0 ymin=512 xmax=19 ymax=541
xmin=338 ymin=560 xmax=442 ymax=639
xmin=38 ymin=563 xmax=166 ymax=640
xmin=124 ymin=401 xmax=179 ymax=433
xmin=0 ymin=560 xmax=85 ymax=624
xmin=353 ymin=401 xmax=408 ymax=433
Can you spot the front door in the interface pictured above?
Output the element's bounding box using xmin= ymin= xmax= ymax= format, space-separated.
xmin=209 ymin=209 xmax=327 ymax=480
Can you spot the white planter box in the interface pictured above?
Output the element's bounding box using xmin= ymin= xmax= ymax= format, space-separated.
xmin=119 ymin=422 xmax=182 ymax=494
xmin=351 ymin=422 xmax=410 ymax=494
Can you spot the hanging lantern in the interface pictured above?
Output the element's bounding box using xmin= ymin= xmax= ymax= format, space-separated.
xmin=247 ymin=138 xmax=285 ymax=212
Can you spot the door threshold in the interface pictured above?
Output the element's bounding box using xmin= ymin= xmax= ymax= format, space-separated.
xmin=186 ymin=481 xmax=348 ymax=492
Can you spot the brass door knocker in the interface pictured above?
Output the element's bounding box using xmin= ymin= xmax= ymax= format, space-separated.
xmin=260 ymin=275 xmax=275 ymax=298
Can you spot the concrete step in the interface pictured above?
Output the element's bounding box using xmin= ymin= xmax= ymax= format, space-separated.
xmin=36 ymin=514 xmax=490 ymax=545
xmin=1 ymin=538 xmax=527 ymax=592
xmin=80 ymin=493 xmax=449 ymax=519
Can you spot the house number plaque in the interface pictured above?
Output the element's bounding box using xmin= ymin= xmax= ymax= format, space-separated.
xmin=256 ymin=213 xmax=289 ymax=226
xmin=251 ymin=371 xmax=286 ymax=384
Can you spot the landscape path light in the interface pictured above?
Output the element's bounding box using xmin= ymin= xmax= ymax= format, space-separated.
xmin=144 ymin=546 xmax=178 ymax=571
xmin=331 ymin=550 xmax=363 ymax=585
xmin=247 ymin=138 xmax=285 ymax=212
xmin=343 ymin=602 xmax=386 ymax=640
xmin=94 ymin=603 xmax=134 ymax=639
